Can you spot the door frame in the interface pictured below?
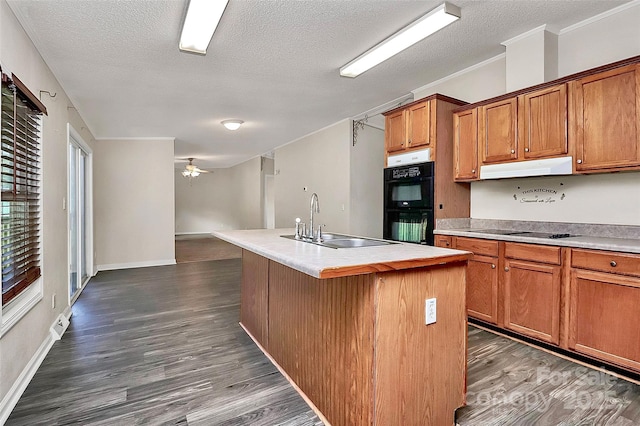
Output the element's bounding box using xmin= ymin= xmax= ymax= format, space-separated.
xmin=67 ymin=124 xmax=94 ymax=305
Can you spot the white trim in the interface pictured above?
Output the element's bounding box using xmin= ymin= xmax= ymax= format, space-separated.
xmin=0 ymin=310 xmax=69 ymax=424
xmin=50 ymin=308 xmax=72 ymax=340
xmin=175 ymin=231 xmax=216 ymax=236
xmin=97 ymin=259 xmax=177 ymax=271
xmin=266 ymin=119 xmax=352 ymax=160
xmin=411 ymin=53 xmax=506 ymax=96
xmin=500 ymin=24 xmax=550 ymax=47
xmin=559 ymin=0 xmax=640 ymax=35
xmin=95 ymin=137 xmax=176 ymax=142
xmin=0 ymin=277 xmax=43 ymax=338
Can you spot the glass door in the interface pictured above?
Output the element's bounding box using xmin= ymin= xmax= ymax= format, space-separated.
xmin=68 ymin=127 xmax=92 ymax=302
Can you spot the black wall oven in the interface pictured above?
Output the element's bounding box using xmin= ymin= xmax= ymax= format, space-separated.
xmin=383 ymin=162 xmax=434 ymax=245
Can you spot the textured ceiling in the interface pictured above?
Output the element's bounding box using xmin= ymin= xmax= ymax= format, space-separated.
xmin=6 ymin=0 xmax=631 ymax=169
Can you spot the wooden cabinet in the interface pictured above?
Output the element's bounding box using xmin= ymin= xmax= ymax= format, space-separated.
xmin=453 ymin=108 xmax=478 ymax=181
xmin=569 ymin=249 xmax=640 ymax=372
xmin=479 ymin=98 xmax=518 ymax=164
xmin=503 ymin=243 xmax=562 ymax=345
xmin=385 ymin=109 xmax=406 ymax=153
xmin=384 ymin=100 xmax=431 ymax=155
xmin=518 ymin=84 xmax=568 ymax=159
xmin=434 ymin=235 xmax=452 ymax=248
xmin=570 ymin=63 xmax=640 ymax=172
xmin=454 ymin=237 xmax=499 ymax=324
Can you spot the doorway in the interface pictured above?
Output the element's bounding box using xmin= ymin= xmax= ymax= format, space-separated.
xmin=68 ymin=125 xmax=93 ymax=303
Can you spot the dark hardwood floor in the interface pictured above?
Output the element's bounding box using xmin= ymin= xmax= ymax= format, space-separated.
xmin=7 ymin=236 xmax=640 ymax=425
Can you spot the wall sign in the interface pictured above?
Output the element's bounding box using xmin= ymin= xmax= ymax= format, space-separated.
xmin=513 ymin=183 xmax=566 ymax=205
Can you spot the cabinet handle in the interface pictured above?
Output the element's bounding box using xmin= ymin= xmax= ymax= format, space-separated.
xmin=510 ymin=149 xmax=515 ymax=154
xmin=408 ymin=139 xmax=412 ymax=145
xmin=610 ymin=261 xmax=617 ymax=267
xmin=491 ymin=264 xmax=496 ymax=269
xmin=524 ymin=148 xmax=529 ymax=152
xmin=471 ymin=169 xmax=476 ymax=173
xmin=504 ymin=267 xmax=509 ymax=272
xmin=577 ymin=159 xmax=583 ymax=164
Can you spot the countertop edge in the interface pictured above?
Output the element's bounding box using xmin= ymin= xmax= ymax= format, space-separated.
xmin=214 ymin=230 xmax=471 ymax=279
xmin=434 ymin=229 xmax=640 ymax=254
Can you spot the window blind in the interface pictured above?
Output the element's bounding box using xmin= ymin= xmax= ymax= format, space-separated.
xmin=1 ymin=72 xmax=45 ymax=306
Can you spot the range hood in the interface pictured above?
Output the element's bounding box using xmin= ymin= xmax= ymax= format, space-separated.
xmin=479 ymin=156 xmax=573 ymax=180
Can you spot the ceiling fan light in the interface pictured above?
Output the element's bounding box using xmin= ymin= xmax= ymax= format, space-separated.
xmin=340 ymin=2 xmax=460 ymax=78
xmin=191 ymin=171 xmax=200 ymax=177
xmin=222 ymin=119 xmax=244 ymax=131
xmin=182 ymin=170 xmax=190 ymax=177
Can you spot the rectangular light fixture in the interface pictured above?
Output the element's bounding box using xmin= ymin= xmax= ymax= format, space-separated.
xmin=340 ymin=2 xmax=461 ymax=78
xmin=179 ymin=0 xmax=230 ymax=55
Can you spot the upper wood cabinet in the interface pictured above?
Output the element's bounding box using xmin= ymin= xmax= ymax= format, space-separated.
xmin=570 ymin=63 xmax=640 ymax=172
xmin=479 ymin=98 xmax=518 ymax=164
xmin=453 ymin=108 xmax=478 ymax=181
xmin=407 ymin=101 xmax=431 ymax=149
xmin=518 ymin=84 xmax=568 ymax=159
xmin=384 ymin=100 xmax=431 ymax=154
xmin=385 ymin=109 xmax=406 ymax=153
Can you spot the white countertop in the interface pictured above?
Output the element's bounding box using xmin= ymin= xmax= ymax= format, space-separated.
xmin=434 ymin=229 xmax=640 ymax=254
xmin=213 ymin=228 xmax=470 ymax=279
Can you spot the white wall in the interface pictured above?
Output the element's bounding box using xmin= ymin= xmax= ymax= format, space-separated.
xmin=174 ymin=156 xmax=264 ymax=233
xmin=274 ymin=120 xmax=351 ymax=233
xmin=350 ymin=124 xmax=384 ymax=238
xmin=0 ymin=0 xmax=96 ymax=413
xmin=94 ymin=138 xmax=175 ymax=269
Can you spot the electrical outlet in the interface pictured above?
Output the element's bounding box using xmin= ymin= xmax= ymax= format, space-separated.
xmin=425 ymin=298 xmax=436 ymax=325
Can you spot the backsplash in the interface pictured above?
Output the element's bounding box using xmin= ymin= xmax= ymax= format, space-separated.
xmin=470 ymin=172 xmax=640 ymax=226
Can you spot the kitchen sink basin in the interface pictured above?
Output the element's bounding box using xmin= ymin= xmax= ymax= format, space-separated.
xmin=281 ymin=234 xmax=397 ymax=248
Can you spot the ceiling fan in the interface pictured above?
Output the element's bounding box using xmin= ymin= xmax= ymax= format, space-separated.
xmin=181 ymin=158 xmax=209 ymax=178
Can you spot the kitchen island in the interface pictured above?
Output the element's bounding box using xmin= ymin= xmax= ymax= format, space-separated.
xmin=213 ymin=229 xmax=471 ymax=426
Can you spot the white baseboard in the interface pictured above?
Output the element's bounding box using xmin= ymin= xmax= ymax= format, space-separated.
xmin=175 ymin=231 xmax=214 ymax=236
xmin=0 ymin=310 xmax=72 ymax=424
xmin=97 ymin=258 xmax=176 ymax=272
xmin=50 ymin=308 xmax=72 ymax=340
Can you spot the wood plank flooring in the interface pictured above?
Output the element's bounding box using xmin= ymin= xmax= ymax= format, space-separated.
xmin=6 ymin=236 xmax=640 ymax=425
xmin=7 ymin=259 xmax=322 ymax=426
xmin=175 ymin=235 xmax=242 ymax=264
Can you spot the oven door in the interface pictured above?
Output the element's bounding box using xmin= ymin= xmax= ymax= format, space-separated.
xmin=384 ymin=162 xmax=434 ymax=210
xmin=384 ymin=210 xmax=434 ymax=245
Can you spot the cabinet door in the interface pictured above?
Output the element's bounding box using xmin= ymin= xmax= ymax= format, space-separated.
xmin=453 ymin=108 xmax=478 ymax=181
xmin=572 ymin=64 xmax=640 ymax=171
xmin=569 ymin=269 xmax=640 ymax=371
xmin=407 ymin=101 xmax=430 ymax=149
xmin=504 ymin=259 xmax=561 ymax=345
xmin=479 ymin=98 xmax=518 ymax=164
xmin=466 ymin=254 xmax=498 ymax=324
xmin=385 ymin=110 xmax=406 ymax=153
xmin=519 ymin=84 xmax=568 ymax=159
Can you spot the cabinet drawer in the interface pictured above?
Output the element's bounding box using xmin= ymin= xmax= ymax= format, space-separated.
xmin=434 ymin=235 xmax=452 ymax=248
xmin=505 ymin=243 xmax=561 ymax=265
xmin=571 ymin=249 xmax=640 ymax=277
xmin=455 ymin=237 xmax=498 ymax=257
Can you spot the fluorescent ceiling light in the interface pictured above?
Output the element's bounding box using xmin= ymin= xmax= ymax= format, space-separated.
xmin=340 ymin=2 xmax=460 ymax=78
xmin=179 ymin=0 xmax=229 ymax=54
xmin=221 ymin=119 xmax=244 ymax=130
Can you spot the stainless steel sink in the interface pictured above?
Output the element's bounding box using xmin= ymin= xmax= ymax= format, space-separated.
xmin=281 ymin=234 xmax=397 ymax=248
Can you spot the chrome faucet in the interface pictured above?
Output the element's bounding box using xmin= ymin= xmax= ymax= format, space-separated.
xmin=309 ymin=193 xmax=320 ymax=240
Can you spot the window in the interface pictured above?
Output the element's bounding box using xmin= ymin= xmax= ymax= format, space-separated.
xmin=1 ymin=71 xmax=46 ymax=306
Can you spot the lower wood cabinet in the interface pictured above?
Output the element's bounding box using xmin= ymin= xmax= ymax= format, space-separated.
xmin=447 ymin=237 xmax=640 ymax=374
xmin=504 ymin=259 xmax=561 ymax=345
xmin=503 ymin=243 xmax=562 ymax=345
xmin=569 ymin=249 xmax=640 ymax=372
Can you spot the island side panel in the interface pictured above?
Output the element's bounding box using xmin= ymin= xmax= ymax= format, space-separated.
xmin=240 ymin=249 xmax=270 ymax=349
xmin=268 ymin=261 xmax=376 ymax=426
xmin=374 ymin=263 xmax=467 ymax=426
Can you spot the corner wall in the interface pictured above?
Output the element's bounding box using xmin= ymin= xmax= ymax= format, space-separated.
xmin=94 ymin=138 xmax=175 ymax=269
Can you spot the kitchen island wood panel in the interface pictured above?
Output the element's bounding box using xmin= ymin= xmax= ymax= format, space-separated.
xmin=268 ymin=262 xmax=376 ymax=426
xmin=240 ymin=250 xmax=270 ymax=348
xmin=374 ymin=265 xmax=467 ymax=426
